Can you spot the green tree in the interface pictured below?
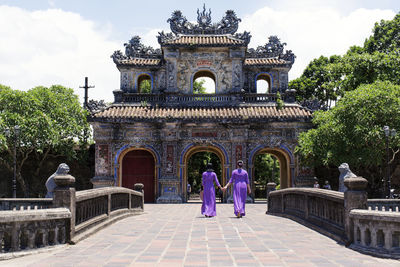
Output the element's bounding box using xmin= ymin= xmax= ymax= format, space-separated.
xmin=254 ymin=154 xmax=280 ymax=185
xmin=0 ymin=85 xmax=90 ymax=197
xmin=193 ymin=79 xmax=207 ymax=94
xmin=187 ymin=152 xmax=221 ymax=193
xmin=139 ymin=80 xmax=151 ymax=93
xmin=290 ymin=13 xmax=400 ymax=107
xmin=295 ymin=81 xmax=400 ymax=191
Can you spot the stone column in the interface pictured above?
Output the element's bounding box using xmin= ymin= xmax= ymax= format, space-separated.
xmin=344 ymin=176 xmax=368 ymax=244
xmin=134 ymin=183 xmax=144 ymax=210
xmin=266 ymin=182 xmax=276 ymax=199
xmin=53 ymin=167 xmax=76 ymax=243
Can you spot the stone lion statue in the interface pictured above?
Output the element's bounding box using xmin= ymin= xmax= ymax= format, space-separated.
xmin=338 ymin=163 xmax=356 ymax=192
xmin=45 ymin=163 xmax=70 ymax=198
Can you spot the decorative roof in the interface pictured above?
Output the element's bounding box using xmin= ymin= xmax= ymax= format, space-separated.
xmin=115 ymin=58 xmax=161 ymax=66
xmin=157 ymin=5 xmax=251 ymax=45
xmin=160 ymin=34 xmax=247 ymax=47
xmin=111 ymin=36 xmax=162 ymax=65
xmin=168 ymin=5 xmax=241 ymax=35
xmin=244 ymin=58 xmax=290 ymax=66
xmin=247 ymin=36 xmax=295 ymax=64
xmin=92 ymin=106 xmax=312 ymax=122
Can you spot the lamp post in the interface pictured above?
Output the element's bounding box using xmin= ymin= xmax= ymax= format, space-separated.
xmin=5 ymin=125 xmax=20 ymax=198
xmin=383 ymin=126 xmax=396 ymax=198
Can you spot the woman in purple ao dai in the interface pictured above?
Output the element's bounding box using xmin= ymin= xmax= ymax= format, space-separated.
xmin=201 ymin=163 xmax=223 ymax=217
xmin=224 ymin=160 xmax=251 ymax=218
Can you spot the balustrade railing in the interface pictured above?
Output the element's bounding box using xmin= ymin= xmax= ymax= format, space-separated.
xmin=116 ymin=92 xmax=282 ymax=106
xmin=350 ymin=209 xmax=400 ymax=258
xmin=0 ymin=208 xmax=70 ymax=253
xmin=0 ymin=198 xmax=53 ymax=211
xmin=75 ymin=187 xmax=143 ymax=235
xmin=268 ymin=188 xmax=345 ymax=241
xmin=0 ymin=186 xmax=144 ymax=256
xmin=367 ymin=199 xmax=400 ymax=212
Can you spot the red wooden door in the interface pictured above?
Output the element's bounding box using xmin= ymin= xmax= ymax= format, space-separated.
xmin=122 ymin=150 xmax=155 ymax=203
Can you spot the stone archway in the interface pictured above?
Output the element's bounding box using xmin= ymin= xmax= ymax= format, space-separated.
xmin=117 ymin=148 xmax=158 ymax=203
xmin=180 ymin=143 xmax=229 ymax=202
xmin=250 ymin=147 xmax=293 ymax=190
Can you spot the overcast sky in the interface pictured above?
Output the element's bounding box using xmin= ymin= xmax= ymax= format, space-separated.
xmin=0 ymin=0 xmax=398 ymax=102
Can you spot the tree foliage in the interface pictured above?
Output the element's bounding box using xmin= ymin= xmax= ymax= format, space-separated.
xmin=290 ymin=13 xmax=400 ymax=108
xmin=193 ymin=79 xmax=207 ymax=94
xmin=254 ymin=154 xmax=280 ymax=185
xmin=0 ymin=85 xmax=90 ymax=197
xmin=187 ymin=152 xmax=221 ymax=193
xmin=296 ymin=81 xmax=400 ymax=190
xmin=139 ymin=80 xmax=151 ymax=93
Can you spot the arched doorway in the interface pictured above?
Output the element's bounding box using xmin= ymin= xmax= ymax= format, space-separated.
xmin=120 ymin=149 xmax=156 ymax=203
xmin=250 ymin=147 xmax=291 ymax=192
xmin=181 ymin=144 xmax=228 ymax=202
xmin=256 ymin=73 xmax=272 ymax=94
xmin=187 ymin=151 xmax=222 ymax=202
xmin=192 ymin=70 xmax=216 ymax=94
xmin=253 ymin=153 xmax=280 ymax=202
xmin=137 ymin=73 xmax=152 ymax=93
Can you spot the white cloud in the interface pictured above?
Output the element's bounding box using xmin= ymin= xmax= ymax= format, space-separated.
xmin=0 ymin=6 xmax=120 ymax=103
xmin=239 ymin=6 xmax=396 ymax=80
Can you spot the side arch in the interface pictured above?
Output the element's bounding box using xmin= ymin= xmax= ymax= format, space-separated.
xmin=249 ymin=144 xmax=293 ymax=189
xmin=114 ymin=144 xmax=161 ymax=201
xmin=135 ymin=72 xmax=154 ymax=93
xmin=255 ymin=72 xmax=273 ymax=93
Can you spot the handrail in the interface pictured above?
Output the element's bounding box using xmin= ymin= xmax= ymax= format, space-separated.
xmin=0 ymin=208 xmax=71 ymax=253
xmin=114 ymin=92 xmax=286 ymax=105
xmin=0 ymin=198 xmax=53 ymax=211
xmin=268 ymin=188 xmax=345 ymax=241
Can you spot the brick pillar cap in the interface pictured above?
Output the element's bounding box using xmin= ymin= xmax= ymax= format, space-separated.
xmin=134 ymin=183 xmax=144 ymax=191
xmin=344 ymin=176 xmax=368 ymax=191
xmin=54 ymin=174 xmax=75 ymax=187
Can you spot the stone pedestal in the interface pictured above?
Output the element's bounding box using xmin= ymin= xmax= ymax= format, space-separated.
xmin=157 ymin=180 xmax=182 ymax=203
xmin=91 ymin=176 xmax=115 ymax=188
xmin=52 ymin=167 xmax=76 ymax=243
xmin=266 ymin=182 xmax=277 ymax=199
xmin=344 ymin=176 xmax=368 ymax=243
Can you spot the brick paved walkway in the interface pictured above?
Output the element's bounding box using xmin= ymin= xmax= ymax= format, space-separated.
xmin=3 ymin=204 xmax=399 ymax=266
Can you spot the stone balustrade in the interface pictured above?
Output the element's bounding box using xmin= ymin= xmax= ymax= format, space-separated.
xmin=115 ymin=92 xmax=284 ymax=106
xmin=0 ymin=208 xmax=70 ymax=253
xmin=0 ymin=167 xmax=144 ymax=257
xmin=350 ymin=209 xmax=400 ymax=258
xmin=74 ymin=187 xmax=144 ymax=240
xmin=0 ymin=198 xmax=53 ymax=211
xmin=268 ymin=188 xmax=346 ymax=241
xmin=368 ymin=199 xmax=400 ymax=212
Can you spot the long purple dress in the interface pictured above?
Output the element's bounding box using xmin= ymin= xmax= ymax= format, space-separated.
xmin=229 ymin=168 xmax=249 ymax=216
xmin=201 ymin=171 xmax=221 ymax=217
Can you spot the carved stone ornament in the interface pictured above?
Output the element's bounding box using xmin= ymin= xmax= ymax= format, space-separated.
xmin=158 ymin=5 xmax=251 ymax=44
xmin=87 ymin=99 xmax=107 ymax=113
xmin=247 ymin=35 xmax=295 ymax=63
xmin=111 ymin=36 xmax=162 ymax=63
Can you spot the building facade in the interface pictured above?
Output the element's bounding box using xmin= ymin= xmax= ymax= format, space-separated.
xmin=89 ymin=6 xmax=313 ymax=203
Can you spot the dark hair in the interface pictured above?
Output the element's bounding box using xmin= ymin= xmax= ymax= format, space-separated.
xmin=237 ymin=160 xmax=243 ymax=167
xmin=207 ymin=162 xmax=213 ymax=169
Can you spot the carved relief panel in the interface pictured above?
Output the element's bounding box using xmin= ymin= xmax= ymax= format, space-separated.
xmin=95 ymin=144 xmax=111 ymax=176
xmin=121 ymin=71 xmax=133 ymax=91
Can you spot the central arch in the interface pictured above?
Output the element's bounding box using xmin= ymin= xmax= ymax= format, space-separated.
xmin=180 ymin=143 xmax=229 ymax=202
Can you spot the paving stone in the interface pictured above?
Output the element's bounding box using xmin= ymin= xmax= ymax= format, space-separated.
xmin=2 ymin=204 xmax=400 ymax=267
